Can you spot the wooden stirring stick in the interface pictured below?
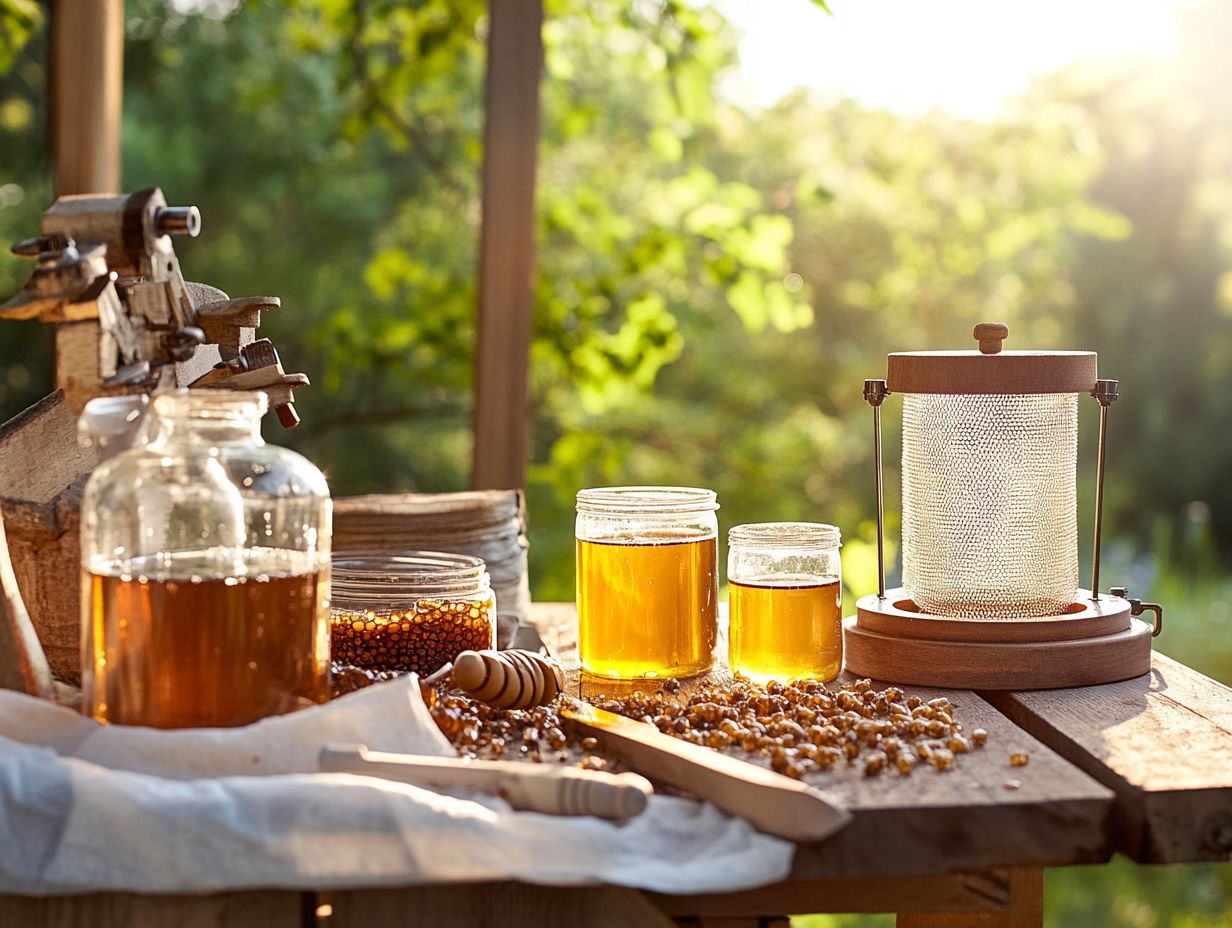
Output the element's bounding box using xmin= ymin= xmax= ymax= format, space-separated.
xmin=0 ymin=511 xmax=54 ymax=700
xmin=320 ymin=744 xmax=653 ymax=821
xmin=560 ymin=701 xmax=851 ymax=842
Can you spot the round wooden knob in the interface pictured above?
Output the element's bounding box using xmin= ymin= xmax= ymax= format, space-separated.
xmin=973 ymin=323 xmax=1009 ymax=355
xmin=453 ymin=649 xmax=565 ymax=709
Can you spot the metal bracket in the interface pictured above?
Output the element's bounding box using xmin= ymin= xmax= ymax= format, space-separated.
xmin=1110 ymin=586 xmax=1164 ymax=637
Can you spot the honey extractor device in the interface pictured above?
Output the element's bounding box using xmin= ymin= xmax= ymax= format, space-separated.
xmin=844 ymin=322 xmax=1163 ymax=689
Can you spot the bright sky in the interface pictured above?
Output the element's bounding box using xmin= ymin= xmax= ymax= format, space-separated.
xmin=715 ymin=0 xmax=1200 ymax=120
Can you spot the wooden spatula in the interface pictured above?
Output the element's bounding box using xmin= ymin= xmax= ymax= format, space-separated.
xmin=560 ymin=700 xmax=850 ymax=842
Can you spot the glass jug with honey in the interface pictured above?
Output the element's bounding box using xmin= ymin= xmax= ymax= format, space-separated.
xmin=80 ymin=390 xmax=331 ymax=728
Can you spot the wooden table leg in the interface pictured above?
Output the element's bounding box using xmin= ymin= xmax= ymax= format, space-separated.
xmin=896 ymin=868 xmax=1043 ymax=928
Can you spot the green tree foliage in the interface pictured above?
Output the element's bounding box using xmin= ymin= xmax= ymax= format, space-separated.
xmin=1065 ymin=2 xmax=1232 ymax=551
xmin=0 ymin=0 xmax=51 ymax=417
xmin=0 ymin=0 xmax=39 ymax=74
xmin=2 ymin=1 xmax=1230 ymax=598
xmin=103 ymin=1 xmax=802 ymax=499
xmin=1 ymin=0 xmax=1228 ymax=597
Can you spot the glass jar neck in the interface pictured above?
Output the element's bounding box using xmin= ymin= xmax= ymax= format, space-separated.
xmin=148 ymin=391 xmax=266 ymax=448
xmin=729 ymin=522 xmax=842 ymax=551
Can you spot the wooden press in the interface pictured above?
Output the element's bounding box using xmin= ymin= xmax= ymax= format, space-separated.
xmin=0 ymin=189 xmax=311 ymax=686
xmin=844 ymin=322 xmax=1163 ymax=689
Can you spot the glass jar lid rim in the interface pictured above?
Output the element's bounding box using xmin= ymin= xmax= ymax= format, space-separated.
xmin=333 ymin=550 xmax=487 ymax=578
xmin=331 ymin=551 xmax=490 ymax=602
xmin=728 ymin=521 xmax=841 ymax=548
xmin=576 ymin=486 xmax=718 ymax=513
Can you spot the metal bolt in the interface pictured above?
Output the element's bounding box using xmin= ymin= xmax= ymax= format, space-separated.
xmin=1091 ymin=379 xmax=1120 ymax=406
xmin=168 ymin=326 xmax=205 ymax=362
xmin=154 ymin=206 xmax=202 ymax=238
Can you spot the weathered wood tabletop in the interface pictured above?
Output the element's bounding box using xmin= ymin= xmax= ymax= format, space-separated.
xmin=2 ymin=602 xmax=1229 ymax=928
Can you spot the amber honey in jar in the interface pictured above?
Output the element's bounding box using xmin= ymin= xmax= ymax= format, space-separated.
xmin=80 ymin=391 xmax=332 ymax=729
xmin=575 ymin=487 xmax=719 ymax=679
xmin=85 ymin=551 xmax=326 ymax=728
xmin=330 ymin=552 xmax=496 ymax=676
xmin=728 ymin=522 xmax=843 ymax=683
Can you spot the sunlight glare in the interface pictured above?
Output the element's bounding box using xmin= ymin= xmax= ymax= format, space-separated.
xmin=715 ymin=0 xmax=1201 ymax=120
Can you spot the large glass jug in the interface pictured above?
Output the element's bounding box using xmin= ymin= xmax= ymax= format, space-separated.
xmin=80 ymin=390 xmax=331 ymax=728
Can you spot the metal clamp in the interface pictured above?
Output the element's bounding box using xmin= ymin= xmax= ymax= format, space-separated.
xmin=1110 ymin=587 xmax=1164 ymax=637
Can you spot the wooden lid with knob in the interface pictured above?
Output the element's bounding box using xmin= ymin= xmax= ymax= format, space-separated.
xmin=885 ymin=323 xmax=1098 ymax=394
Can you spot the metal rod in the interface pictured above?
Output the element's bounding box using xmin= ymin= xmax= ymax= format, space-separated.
xmin=874 ymin=403 xmax=885 ymax=599
xmin=864 ymin=380 xmax=889 ymax=600
xmin=1091 ymin=404 xmax=1108 ymax=599
xmin=1090 ymin=380 xmax=1119 ymax=600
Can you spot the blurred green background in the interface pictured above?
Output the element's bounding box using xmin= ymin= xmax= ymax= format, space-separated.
xmin=1 ymin=0 xmax=1230 ymax=923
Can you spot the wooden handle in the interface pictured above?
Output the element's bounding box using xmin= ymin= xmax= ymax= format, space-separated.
xmin=561 ymin=702 xmax=850 ymax=842
xmin=320 ymin=744 xmax=652 ymax=821
xmin=498 ymin=763 xmax=650 ymax=820
xmin=973 ymin=322 xmax=1009 ymax=354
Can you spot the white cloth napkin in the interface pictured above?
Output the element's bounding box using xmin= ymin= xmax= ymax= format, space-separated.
xmin=0 ymin=679 xmax=794 ymax=895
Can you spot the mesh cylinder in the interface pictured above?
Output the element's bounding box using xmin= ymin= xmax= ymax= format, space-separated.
xmin=900 ymin=393 xmax=1078 ymax=618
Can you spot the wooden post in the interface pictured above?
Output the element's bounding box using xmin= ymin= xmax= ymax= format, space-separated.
xmin=52 ymin=0 xmax=124 ymax=195
xmin=471 ymin=0 xmax=543 ymax=491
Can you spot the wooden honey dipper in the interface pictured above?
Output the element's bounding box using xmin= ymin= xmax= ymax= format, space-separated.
xmin=452 ymin=649 xmax=565 ymax=709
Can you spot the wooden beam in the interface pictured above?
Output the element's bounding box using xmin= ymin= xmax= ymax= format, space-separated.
xmin=896 ymin=869 xmax=1044 ymax=928
xmin=649 ymin=871 xmax=1017 ymax=917
xmin=52 ymin=0 xmax=124 ymax=195
xmin=0 ymin=890 xmax=308 ymax=928
xmin=471 ymin=0 xmax=543 ymax=491
xmin=329 ymin=884 xmax=676 ymax=928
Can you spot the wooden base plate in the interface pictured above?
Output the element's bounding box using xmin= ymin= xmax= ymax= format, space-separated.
xmin=843 ymin=613 xmax=1154 ymax=690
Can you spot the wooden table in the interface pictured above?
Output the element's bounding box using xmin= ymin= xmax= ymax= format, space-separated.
xmin=3 ymin=602 xmax=1230 ymax=928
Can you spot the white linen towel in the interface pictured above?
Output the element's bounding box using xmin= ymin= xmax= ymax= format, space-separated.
xmin=0 ymin=678 xmax=793 ymax=895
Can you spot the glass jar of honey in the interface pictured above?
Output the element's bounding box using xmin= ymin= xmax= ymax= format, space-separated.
xmin=80 ymin=391 xmax=332 ymax=728
xmin=575 ymin=486 xmax=719 ymax=679
xmin=728 ymin=522 xmax=843 ymax=684
xmin=330 ymin=552 xmax=496 ymax=676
